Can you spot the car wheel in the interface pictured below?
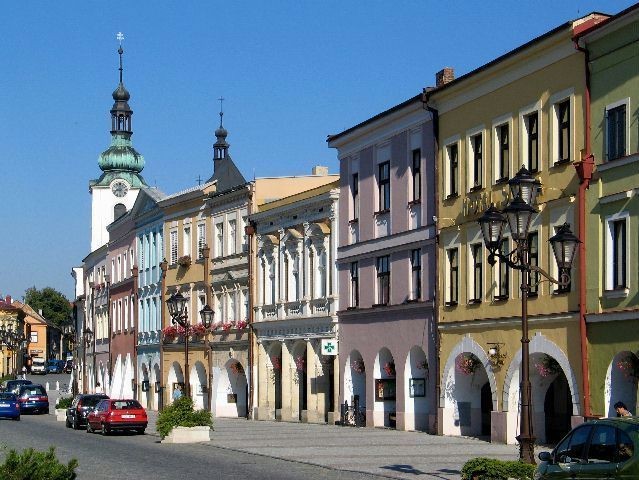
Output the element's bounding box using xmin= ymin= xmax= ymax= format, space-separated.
xmin=65 ymin=417 xmax=71 ymax=428
xmin=136 ymin=428 xmax=145 ymax=435
xmin=14 ymin=416 xmax=20 ymax=421
xmin=101 ymin=423 xmax=109 ymax=436
xmin=72 ymin=417 xmax=79 ymax=430
xmin=86 ymin=422 xmax=93 ymax=433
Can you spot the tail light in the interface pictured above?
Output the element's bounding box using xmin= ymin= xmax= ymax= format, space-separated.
xmin=77 ymin=400 xmax=83 ymax=412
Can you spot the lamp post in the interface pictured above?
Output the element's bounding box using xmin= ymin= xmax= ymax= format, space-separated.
xmin=478 ymin=166 xmax=579 ymax=464
xmin=82 ymin=328 xmax=93 ymax=393
xmin=166 ymin=292 xmax=191 ymax=398
xmin=63 ymin=323 xmax=78 ymax=395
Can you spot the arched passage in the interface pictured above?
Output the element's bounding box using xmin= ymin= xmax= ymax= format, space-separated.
xmin=343 ymin=350 xmax=366 ymax=422
xmin=404 ymin=346 xmax=429 ymax=431
xmin=605 ymin=351 xmax=638 ymax=418
xmin=217 ymin=359 xmax=247 ymax=417
xmin=291 ymin=341 xmax=307 ymax=421
xmin=141 ymin=364 xmax=150 ymax=409
xmin=153 ymin=363 xmax=160 ymax=410
xmin=267 ymin=343 xmax=282 ymax=413
xmin=374 ymin=347 xmax=396 ymax=428
xmin=167 ymin=361 xmax=184 ymax=404
xmin=191 ymin=361 xmax=207 ymax=410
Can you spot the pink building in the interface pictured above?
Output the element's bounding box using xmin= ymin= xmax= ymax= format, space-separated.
xmin=328 ymin=95 xmax=437 ymax=432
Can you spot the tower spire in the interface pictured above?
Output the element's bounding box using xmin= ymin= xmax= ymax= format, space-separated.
xmin=117 ymin=32 xmax=124 ymax=83
xmin=214 ymin=96 xmax=229 ymax=160
xmin=218 ymin=96 xmax=224 ymax=128
xmin=110 ymin=32 xmax=132 ymax=135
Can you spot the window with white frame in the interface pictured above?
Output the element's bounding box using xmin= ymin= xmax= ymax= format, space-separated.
xmin=606 ymin=214 xmax=628 ymax=291
xmin=605 ymin=100 xmax=629 ymax=161
xmin=124 ymin=297 xmax=128 ymax=330
xmin=170 ymin=230 xmax=178 ymax=264
xmin=197 ymin=223 xmax=206 ymax=259
xmin=495 ymin=238 xmax=509 ymax=300
xmin=139 ymin=236 xmax=145 ymax=269
xmin=215 ymin=222 xmax=224 ymax=258
xmin=411 ymin=149 xmax=421 ymax=202
xmin=411 ymin=249 xmax=421 ymax=301
xmin=228 ymin=219 xmax=237 ymax=255
xmin=469 ymin=132 xmax=483 ymax=190
xmin=183 ymin=225 xmax=191 ymax=257
xmin=376 ymin=255 xmax=390 ymax=305
xmin=117 ymin=256 xmax=122 ymax=282
xmin=469 ymin=243 xmax=483 ymax=303
xmin=352 ymin=173 xmax=360 ymax=220
xmin=446 ymin=247 xmax=459 ymax=306
xmin=130 ymin=295 xmax=135 ymax=329
xmin=495 ymin=123 xmax=510 ymax=182
xmin=445 ymin=142 xmax=459 ymax=197
xmin=350 ymin=261 xmax=359 ymax=308
xmin=241 ymin=216 xmax=248 ymax=250
xmin=523 ymin=111 xmax=540 ymax=173
xmin=378 ymin=161 xmax=390 ymax=212
xmin=123 ymin=252 xmax=127 ymax=278
xmin=553 ymin=98 xmax=571 ymax=164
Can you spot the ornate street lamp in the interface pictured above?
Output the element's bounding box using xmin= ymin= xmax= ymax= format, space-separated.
xmin=199 ymin=304 xmax=214 ymax=328
xmin=166 ymin=291 xmax=191 ymax=398
xmin=478 ymin=173 xmax=579 ymax=465
xmin=63 ymin=323 xmax=78 ymax=395
xmin=82 ymin=327 xmax=93 ymax=393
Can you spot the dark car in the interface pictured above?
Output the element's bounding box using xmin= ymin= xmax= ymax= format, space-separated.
xmin=3 ymin=379 xmax=33 ymax=394
xmin=535 ymin=417 xmax=639 ymax=479
xmin=0 ymin=392 xmax=20 ymax=420
xmin=17 ymin=384 xmax=49 ymax=414
xmin=63 ymin=360 xmax=73 ymax=374
xmin=86 ymin=399 xmax=147 ymax=435
xmin=66 ymin=394 xmax=109 ymax=430
xmin=46 ymin=360 xmax=64 ymax=374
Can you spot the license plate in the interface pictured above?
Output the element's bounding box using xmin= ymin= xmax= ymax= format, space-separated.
xmin=122 ymin=414 xmax=135 ymax=419
xmin=0 ymin=403 xmax=8 ymax=407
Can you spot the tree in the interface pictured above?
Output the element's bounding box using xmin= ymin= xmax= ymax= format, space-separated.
xmin=23 ymin=287 xmax=72 ymax=327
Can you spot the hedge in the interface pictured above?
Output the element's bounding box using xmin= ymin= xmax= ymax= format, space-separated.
xmin=55 ymin=397 xmax=73 ymax=409
xmin=0 ymin=447 xmax=78 ymax=480
xmin=461 ymin=457 xmax=535 ymax=480
xmin=156 ymin=396 xmax=212 ymax=439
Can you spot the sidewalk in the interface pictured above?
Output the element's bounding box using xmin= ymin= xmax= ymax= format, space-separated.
xmin=145 ymin=411 xmax=523 ymax=479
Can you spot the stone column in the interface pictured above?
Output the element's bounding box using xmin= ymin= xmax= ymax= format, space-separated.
xmin=280 ymin=340 xmax=293 ymax=421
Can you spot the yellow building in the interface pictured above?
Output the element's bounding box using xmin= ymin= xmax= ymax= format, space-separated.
xmin=0 ymin=296 xmax=25 ymax=377
xmin=12 ymin=301 xmax=49 ymax=369
xmin=424 ymin=14 xmax=606 ymax=444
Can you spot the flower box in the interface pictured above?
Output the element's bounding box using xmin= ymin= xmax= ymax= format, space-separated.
xmin=161 ymin=425 xmax=212 ymax=444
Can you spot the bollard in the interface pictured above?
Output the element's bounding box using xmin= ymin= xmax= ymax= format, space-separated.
xmin=46 ymin=382 xmax=50 ymax=391
xmin=56 ymin=381 xmax=60 ymax=391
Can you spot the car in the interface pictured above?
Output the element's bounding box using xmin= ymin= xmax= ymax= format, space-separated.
xmin=535 ymin=417 xmax=639 ymax=479
xmin=2 ymin=379 xmax=33 ymax=394
xmin=46 ymin=360 xmax=64 ymax=374
xmin=31 ymin=357 xmax=46 ymax=375
xmin=66 ymin=394 xmax=109 ymax=430
xmin=0 ymin=392 xmax=20 ymax=420
xmin=86 ymin=399 xmax=147 ymax=435
xmin=16 ymin=384 xmax=49 ymax=414
xmin=63 ymin=360 xmax=74 ymax=374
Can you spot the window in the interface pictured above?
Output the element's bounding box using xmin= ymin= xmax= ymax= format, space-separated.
xmin=496 ymin=124 xmax=509 ymax=182
xmin=139 ymin=236 xmax=145 ymax=269
xmin=495 ymin=239 xmax=509 ymax=300
xmin=124 ymin=297 xmax=128 ymax=330
xmin=470 ymin=133 xmax=483 ymax=190
xmin=446 ymin=248 xmax=459 ymax=306
xmin=528 ymin=232 xmax=539 ymax=296
xmin=608 ymin=218 xmax=627 ymax=290
xmin=411 ymin=149 xmax=421 ymax=202
xmin=283 ymin=254 xmax=290 ymax=301
xmin=123 ymin=252 xmax=127 ymax=278
xmin=556 ymin=425 xmax=591 ymax=464
xmin=30 ymin=332 xmax=38 ymax=343
xmin=352 ymin=173 xmax=359 ymax=221
xmin=586 ymin=425 xmax=617 ymax=464
xmin=376 ymin=255 xmax=390 ymax=305
xmin=215 ymin=223 xmax=224 ymax=258
xmin=228 ymin=219 xmax=237 ymax=255
xmin=446 ymin=143 xmax=459 ymax=197
xmin=170 ymin=230 xmax=178 ymax=264
xmin=378 ymin=161 xmax=390 ymax=212
xmin=183 ymin=226 xmax=191 ymax=256
xmin=606 ymin=103 xmax=626 ymax=161
xmin=350 ymin=262 xmax=359 ymax=308
xmin=470 ymin=243 xmax=483 ymax=303
xmin=525 ymin=112 xmax=539 ymax=172
xmin=411 ymin=249 xmax=421 ymax=300
xmin=556 ymin=100 xmax=570 ymax=163
xmin=117 ymin=256 xmax=121 ymax=282
xmin=617 ymin=429 xmax=634 ymax=462
xmin=197 ymin=223 xmax=206 ymax=259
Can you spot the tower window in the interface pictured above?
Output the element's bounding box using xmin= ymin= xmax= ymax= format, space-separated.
xmin=114 ymin=203 xmax=126 ymax=220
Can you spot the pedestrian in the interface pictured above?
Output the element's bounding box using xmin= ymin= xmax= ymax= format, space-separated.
xmin=95 ymin=382 xmax=103 ymax=394
xmin=21 ymin=366 xmax=27 ymax=380
xmin=172 ymin=384 xmax=182 ymax=401
xmin=614 ymin=401 xmax=633 ymax=417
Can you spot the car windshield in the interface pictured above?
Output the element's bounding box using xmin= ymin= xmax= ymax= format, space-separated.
xmin=83 ymin=396 xmax=106 ymax=407
xmin=0 ymin=393 xmax=17 ymax=400
xmin=21 ymin=386 xmax=46 ymax=396
xmin=111 ymin=400 xmax=142 ymax=410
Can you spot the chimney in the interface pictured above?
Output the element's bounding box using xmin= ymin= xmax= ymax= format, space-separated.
xmin=436 ymin=67 xmax=455 ymax=87
xmin=312 ymin=165 xmax=329 ymax=176
xmin=5 ymin=295 xmax=11 ymax=304
xmin=38 ymin=309 xmax=43 ymax=316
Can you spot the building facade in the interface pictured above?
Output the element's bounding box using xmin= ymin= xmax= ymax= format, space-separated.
xmin=328 ymin=96 xmax=437 ymax=432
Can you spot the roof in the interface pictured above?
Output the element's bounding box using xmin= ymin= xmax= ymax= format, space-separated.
xmin=575 ymin=3 xmax=639 ymax=39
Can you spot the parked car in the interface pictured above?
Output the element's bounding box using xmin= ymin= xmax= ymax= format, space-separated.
xmin=16 ymin=384 xmax=49 ymax=414
xmin=46 ymin=360 xmax=64 ymax=374
xmin=0 ymin=392 xmax=20 ymax=420
xmin=86 ymin=399 xmax=147 ymax=435
xmin=31 ymin=357 xmax=46 ymax=375
xmin=63 ymin=360 xmax=74 ymax=374
xmin=66 ymin=394 xmax=109 ymax=430
xmin=2 ymin=379 xmax=32 ymax=394
xmin=535 ymin=417 xmax=639 ymax=479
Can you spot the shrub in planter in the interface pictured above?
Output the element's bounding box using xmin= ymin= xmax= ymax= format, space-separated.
xmin=156 ymin=396 xmax=212 ymax=439
xmin=56 ymin=396 xmax=73 ymax=409
xmin=461 ymin=457 xmax=535 ymax=480
xmin=0 ymin=446 xmax=78 ymax=480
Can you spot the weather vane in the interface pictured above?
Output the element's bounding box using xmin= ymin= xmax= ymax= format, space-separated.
xmin=218 ymin=96 xmax=225 ymax=127
xmin=116 ymin=32 xmax=124 ymax=46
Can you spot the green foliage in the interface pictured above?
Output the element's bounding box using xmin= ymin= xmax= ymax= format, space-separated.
xmin=23 ymin=287 xmax=72 ymax=327
xmin=0 ymin=374 xmax=15 ymax=384
xmin=461 ymin=457 xmax=535 ymax=480
xmin=0 ymin=446 xmax=78 ymax=480
xmin=55 ymin=396 xmax=73 ymax=409
xmin=156 ymin=396 xmax=212 ymax=439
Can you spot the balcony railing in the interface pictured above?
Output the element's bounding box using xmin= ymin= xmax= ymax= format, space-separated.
xmin=254 ymin=297 xmax=336 ymax=322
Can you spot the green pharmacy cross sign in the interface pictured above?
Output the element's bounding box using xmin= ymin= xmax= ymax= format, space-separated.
xmin=321 ymin=339 xmax=338 ymax=356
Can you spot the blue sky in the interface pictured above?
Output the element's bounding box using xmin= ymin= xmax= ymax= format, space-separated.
xmin=0 ymin=0 xmax=630 ymax=300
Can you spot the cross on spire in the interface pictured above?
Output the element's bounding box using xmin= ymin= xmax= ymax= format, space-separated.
xmin=218 ymin=96 xmax=224 ymax=127
xmin=116 ymin=32 xmax=124 ymax=83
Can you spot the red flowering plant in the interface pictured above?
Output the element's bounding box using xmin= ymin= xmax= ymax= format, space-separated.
xmin=191 ymin=323 xmax=208 ymax=337
xmin=176 ymin=325 xmax=189 ymax=336
xmin=455 ymin=353 xmax=481 ymax=376
xmin=230 ymin=362 xmax=244 ymax=375
xmin=162 ymin=325 xmax=178 ymax=340
xmin=351 ymin=359 xmax=365 ymax=374
xmin=534 ymin=354 xmax=561 ymax=378
xmin=235 ymin=320 xmax=248 ymax=330
xmin=294 ymin=355 xmax=305 ymax=371
xmin=270 ymin=355 xmax=282 ymax=371
xmin=221 ymin=322 xmax=233 ymax=333
xmin=383 ymin=361 xmax=396 ymax=377
xmin=617 ymin=354 xmax=639 ymax=380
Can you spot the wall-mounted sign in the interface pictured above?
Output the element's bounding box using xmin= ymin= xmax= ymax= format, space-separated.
xmin=321 ymin=339 xmax=338 ymax=356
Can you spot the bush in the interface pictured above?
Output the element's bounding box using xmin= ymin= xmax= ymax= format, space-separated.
xmin=0 ymin=447 xmax=78 ymax=480
xmin=55 ymin=397 xmax=73 ymax=409
xmin=461 ymin=457 xmax=535 ymax=480
xmin=156 ymin=396 xmax=212 ymax=439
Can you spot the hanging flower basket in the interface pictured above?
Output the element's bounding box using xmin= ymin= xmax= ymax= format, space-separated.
xmin=191 ymin=323 xmax=208 ymax=337
xmin=351 ymin=359 xmax=365 ymax=374
xmin=221 ymin=322 xmax=233 ymax=333
xmin=617 ymin=354 xmax=639 ymax=380
xmin=383 ymin=361 xmax=396 ymax=377
xmin=417 ymin=359 xmax=429 ymax=371
xmin=230 ymin=362 xmax=244 ymax=375
xmin=177 ymin=255 xmax=192 ymax=267
xmin=294 ymin=355 xmax=305 ymax=372
xmin=534 ymin=354 xmax=561 ymax=377
xmin=162 ymin=325 xmax=178 ymax=340
xmin=176 ymin=325 xmax=189 ymax=336
xmin=235 ymin=320 xmax=248 ymax=330
xmin=456 ymin=353 xmax=481 ymax=376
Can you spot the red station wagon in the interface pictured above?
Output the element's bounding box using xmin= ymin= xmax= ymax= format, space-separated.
xmin=86 ymin=399 xmax=147 ymax=436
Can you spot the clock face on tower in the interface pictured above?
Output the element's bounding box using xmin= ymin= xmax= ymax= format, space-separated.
xmin=111 ymin=180 xmax=129 ymax=198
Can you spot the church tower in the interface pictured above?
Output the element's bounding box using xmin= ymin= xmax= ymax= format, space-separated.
xmin=89 ymin=34 xmax=147 ymax=251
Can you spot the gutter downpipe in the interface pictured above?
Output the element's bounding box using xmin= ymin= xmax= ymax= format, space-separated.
xmin=574 ymin=38 xmax=594 ymax=418
xmin=246 ymin=184 xmax=255 ymax=420
xmin=422 ymin=88 xmax=441 ymax=434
